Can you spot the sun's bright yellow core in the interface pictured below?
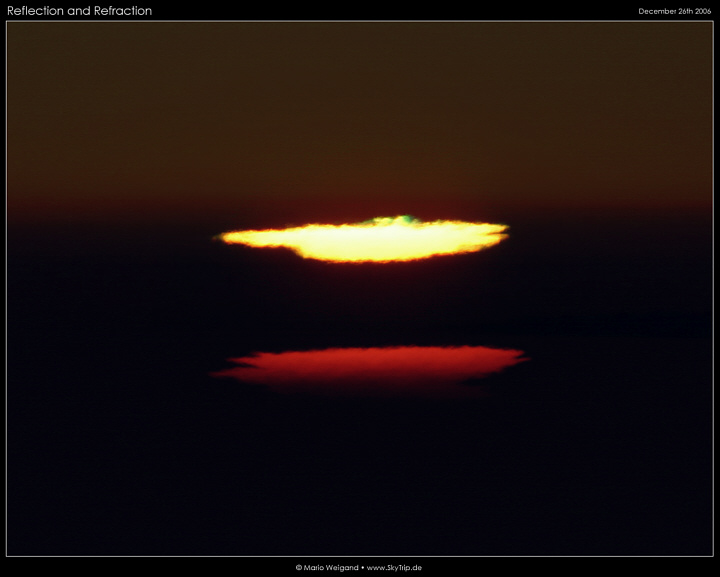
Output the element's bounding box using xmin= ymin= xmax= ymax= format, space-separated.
xmin=218 ymin=216 xmax=508 ymax=262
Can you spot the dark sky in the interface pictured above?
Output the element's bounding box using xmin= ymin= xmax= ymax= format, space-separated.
xmin=8 ymin=22 xmax=712 ymax=227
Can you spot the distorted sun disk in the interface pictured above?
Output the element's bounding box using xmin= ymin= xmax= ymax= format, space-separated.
xmin=210 ymin=345 xmax=528 ymax=398
xmin=217 ymin=215 xmax=508 ymax=262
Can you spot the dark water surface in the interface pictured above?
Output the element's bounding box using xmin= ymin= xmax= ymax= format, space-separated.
xmin=8 ymin=210 xmax=712 ymax=556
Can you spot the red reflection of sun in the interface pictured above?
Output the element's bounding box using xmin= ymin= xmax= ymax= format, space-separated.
xmin=211 ymin=345 xmax=528 ymax=398
xmin=218 ymin=216 xmax=508 ymax=262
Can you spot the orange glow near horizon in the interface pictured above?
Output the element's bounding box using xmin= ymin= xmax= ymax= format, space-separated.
xmin=218 ymin=216 xmax=508 ymax=262
xmin=211 ymin=345 xmax=528 ymax=398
